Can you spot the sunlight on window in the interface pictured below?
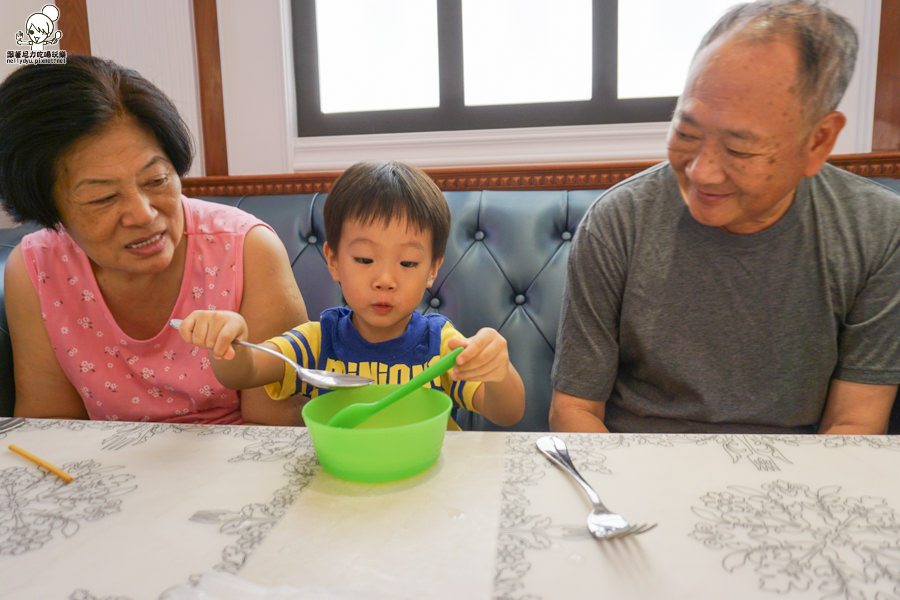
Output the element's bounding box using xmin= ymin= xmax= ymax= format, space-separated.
xmin=462 ymin=0 xmax=592 ymax=107
xmin=618 ymin=0 xmax=738 ymax=99
xmin=315 ymin=0 xmax=440 ymax=113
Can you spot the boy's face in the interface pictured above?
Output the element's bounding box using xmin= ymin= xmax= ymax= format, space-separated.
xmin=324 ymin=217 xmax=443 ymax=344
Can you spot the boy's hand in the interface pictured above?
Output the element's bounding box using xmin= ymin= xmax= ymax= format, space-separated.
xmin=447 ymin=328 xmax=510 ymax=382
xmin=176 ymin=310 xmax=249 ymax=361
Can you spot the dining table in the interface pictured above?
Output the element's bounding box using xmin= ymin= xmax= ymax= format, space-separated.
xmin=2 ymin=418 xmax=899 ymax=599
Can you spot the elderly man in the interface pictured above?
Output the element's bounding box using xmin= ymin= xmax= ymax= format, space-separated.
xmin=550 ymin=0 xmax=900 ymax=434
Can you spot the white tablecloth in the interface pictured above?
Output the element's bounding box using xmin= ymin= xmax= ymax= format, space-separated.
xmin=2 ymin=420 xmax=899 ymax=599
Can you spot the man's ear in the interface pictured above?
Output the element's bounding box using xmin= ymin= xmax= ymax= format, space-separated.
xmin=323 ymin=241 xmax=340 ymax=283
xmin=803 ymin=111 xmax=846 ymax=177
xmin=427 ymin=256 xmax=444 ymax=287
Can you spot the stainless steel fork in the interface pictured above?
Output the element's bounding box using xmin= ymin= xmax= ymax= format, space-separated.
xmin=0 ymin=417 xmax=25 ymax=434
xmin=536 ymin=435 xmax=657 ymax=540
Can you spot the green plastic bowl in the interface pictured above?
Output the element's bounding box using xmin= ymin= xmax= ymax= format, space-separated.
xmin=301 ymin=384 xmax=452 ymax=482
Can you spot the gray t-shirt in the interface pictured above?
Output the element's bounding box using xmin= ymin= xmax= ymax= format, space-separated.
xmin=551 ymin=162 xmax=900 ymax=433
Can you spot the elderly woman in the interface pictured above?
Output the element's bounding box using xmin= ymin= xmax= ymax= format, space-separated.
xmin=0 ymin=56 xmax=308 ymax=424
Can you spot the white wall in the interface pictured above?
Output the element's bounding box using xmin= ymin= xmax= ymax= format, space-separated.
xmin=0 ymin=0 xmax=887 ymax=180
xmin=0 ymin=1 xmax=36 ymax=83
xmin=829 ymin=0 xmax=880 ymax=153
xmin=216 ymin=0 xmax=295 ymax=174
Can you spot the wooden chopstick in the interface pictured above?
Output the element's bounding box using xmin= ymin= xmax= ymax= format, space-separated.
xmin=8 ymin=444 xmax=73 ymax=483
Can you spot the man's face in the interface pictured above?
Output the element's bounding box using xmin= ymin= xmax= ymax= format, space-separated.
xmin=667 ymin=33 xmax=825 ymax=234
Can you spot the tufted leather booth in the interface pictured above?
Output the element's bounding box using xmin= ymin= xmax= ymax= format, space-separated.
xmin=2 ymin=173 xmax=900 ymax=432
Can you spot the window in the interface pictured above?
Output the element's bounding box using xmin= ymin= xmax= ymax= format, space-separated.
xmin=289 ymin=0 xmax=778 ymax=138
xmin=313 ymin=1 xmax=441 ymax=114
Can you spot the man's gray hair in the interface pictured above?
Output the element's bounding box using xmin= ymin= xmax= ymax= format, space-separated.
xmin=695 ymin=0 xmax=857 ymax=121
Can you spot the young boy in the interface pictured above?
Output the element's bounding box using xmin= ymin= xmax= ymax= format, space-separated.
xmin=176 ymin=161 xmax=525 ymax=428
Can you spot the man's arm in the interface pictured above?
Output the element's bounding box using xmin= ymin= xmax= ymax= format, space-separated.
xmin=549 ymin=206 xmax=625 ymax=434
xmin=817 ymin=379 xmax=896 ymax=434
xmin=549 ymin=389 xmax=610 ymax=432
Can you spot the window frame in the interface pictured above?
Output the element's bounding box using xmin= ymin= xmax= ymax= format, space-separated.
xmin=291 ymin=0 xmax=678 ymax=137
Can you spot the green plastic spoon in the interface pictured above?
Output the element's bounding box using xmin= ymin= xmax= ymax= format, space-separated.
xmin=326 ymin=347 xmax=464 ymax=429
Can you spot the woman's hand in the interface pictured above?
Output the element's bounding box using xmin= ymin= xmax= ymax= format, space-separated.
xmin=175 ymin=309 xmax=285 ymax=392
xmin=176 ymin=310 xmax=248 ymax=361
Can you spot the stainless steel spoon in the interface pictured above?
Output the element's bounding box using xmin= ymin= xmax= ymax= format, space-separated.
xmin=169 ymin=319 xmax=373 ymax=390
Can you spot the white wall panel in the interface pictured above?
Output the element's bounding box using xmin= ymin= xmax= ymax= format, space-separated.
xmin=216 ymin=0 xmax=294 ymax=175
xmin=0 ymin=1 xmax=40 ymax=84
xmin=86 ymin=0 xmax=204 ymax=177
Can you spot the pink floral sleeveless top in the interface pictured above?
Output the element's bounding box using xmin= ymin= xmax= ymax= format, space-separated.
xmin=21 ymin=196 xmax=267 ymax=424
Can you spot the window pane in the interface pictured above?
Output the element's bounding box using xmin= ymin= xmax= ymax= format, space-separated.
xmin=315 ymin=0 xmax=439 ymax=113
xmin=618 ymin=0 xmax=738 ymax=99
xmin=462 ymin=0 xmax=592 ymax=107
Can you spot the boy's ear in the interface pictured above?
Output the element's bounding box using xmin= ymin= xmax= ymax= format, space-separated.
xmin=323 ymin=241 xmax=341 ymax=282
xmin=427 ymin=256 xmax=444 ymax=287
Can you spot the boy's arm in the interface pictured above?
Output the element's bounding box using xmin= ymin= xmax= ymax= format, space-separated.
xmin=448 ymin=329 xmax=525 ymax=427
xmin=472 ymin=364 xmax=525 ymax=426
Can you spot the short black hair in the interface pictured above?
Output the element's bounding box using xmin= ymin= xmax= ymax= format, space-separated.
xmin=0 ymin=55 xmax=193 ymax=229
xmin=324 ymin=161 xmax=450 ymax=261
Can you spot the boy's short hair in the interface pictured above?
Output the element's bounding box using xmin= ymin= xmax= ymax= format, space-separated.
xmin=324 ymin=161 xmax=451 ymax=260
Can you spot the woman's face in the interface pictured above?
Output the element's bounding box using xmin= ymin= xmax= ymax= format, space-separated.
xmin=54 ymin=115 xmax=185 ymax=279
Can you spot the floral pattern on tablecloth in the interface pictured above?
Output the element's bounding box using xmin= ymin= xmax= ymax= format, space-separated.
xmin=0 ymin=459 xmax=137 ymax=555
xmin=189 ymin=437 xmax=319 ymax=574
xmin=0 ymin=419 xmax=318 ymax=600
xmin=691 ymin=480 xmax=900 ymax=598
xmin=492 ymin=433 xmax=900 ymax=600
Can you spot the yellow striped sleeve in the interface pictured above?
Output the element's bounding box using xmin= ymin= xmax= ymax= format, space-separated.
xmin=263 ymin=322 xmax=322 ymax=400
xmin=439 ymin=321 xmax=482 ymax=412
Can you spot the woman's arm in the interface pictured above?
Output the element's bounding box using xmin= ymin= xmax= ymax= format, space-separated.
xmin=5 ymin=245 xmax=89 ymax=419
xmin=236 ymin=225 xmax=309 ymax=425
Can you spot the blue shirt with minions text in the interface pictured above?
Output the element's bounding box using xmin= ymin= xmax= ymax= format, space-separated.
xmin=264 ymin=307 xmax=480 ymax=428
